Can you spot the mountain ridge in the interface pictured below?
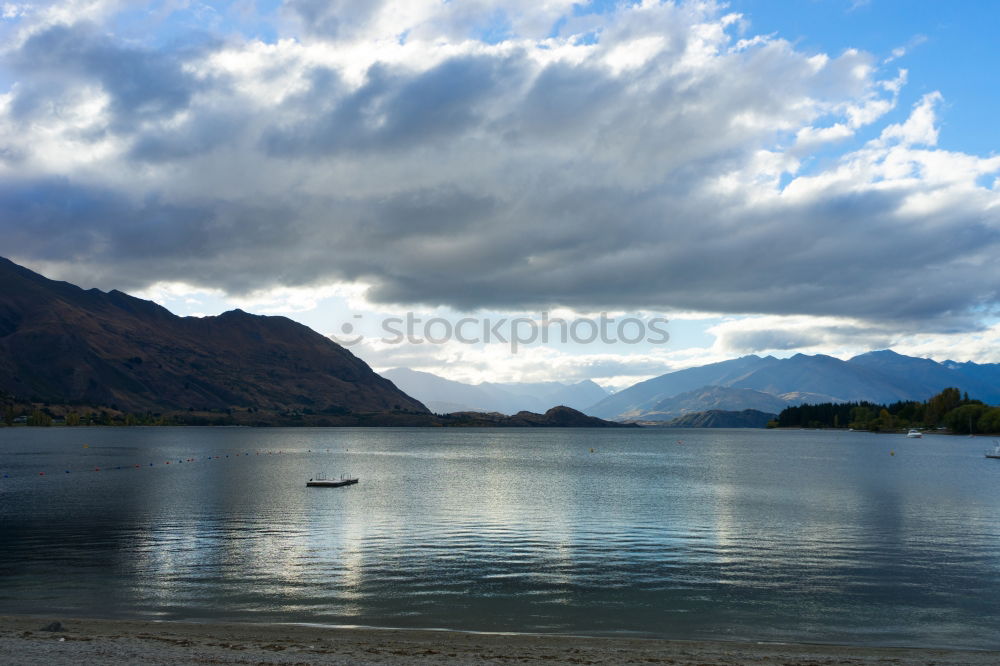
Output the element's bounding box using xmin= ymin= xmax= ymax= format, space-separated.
xmin=586 ymin=349 xmax=1000 ymax=421
xmin=656 ymin=409 xmax=777 ymax=428
xmin=619 ymin=385 xmax=788 ymax=422
xmin=0 ymin=256 xmax=427 ymax=417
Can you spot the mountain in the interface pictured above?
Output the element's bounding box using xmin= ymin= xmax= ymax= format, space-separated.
xmin=724 ymin=353 xmax=912 ymax=402
xmin=942 ymin=359 xmax=1000 ymax=401
xmin=441 ymin=406 xmax=635 ymax=427
xmin=584 ymin=355 xmax=775 ymax=419
xmin=658 ymin=409 xmax=777 ymax=428
xmin=380 ymin=367 xmax=608 ymax=414
xmin=586 ymin=350 xmax=1000 ymax=421
xmin=380 ymin=368 xmax=490 ymax=413
xmin=849 ymin=350 xmax=1000 ymax=404
xmin=482 ymin=379 xmax=609 ymax=412
xmin=0 ymin=257 xmax=427 ymax=418
xmin=619 ymin=385 xmax=788 ymax=422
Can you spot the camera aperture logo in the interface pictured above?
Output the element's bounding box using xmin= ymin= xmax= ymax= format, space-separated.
xmin=331 ymin=312 xmax=669 ymax=352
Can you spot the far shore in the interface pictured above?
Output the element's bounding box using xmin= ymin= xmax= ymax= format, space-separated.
xmin=769 ymin=426 xmax=1000 ymax=436
xmin=2 ymin=615 xmax=999 ymax=665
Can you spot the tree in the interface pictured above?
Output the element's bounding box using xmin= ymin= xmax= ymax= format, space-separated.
xmin=879 ymin=408 xmax=894 ymax=431
xmin=65 ymin=412 xmax=81 ymax=426
xmin=926 ymin=388 xmax=962 ymax=426
xmin=849 ymin=405 xmax=874 ymax=429
xmin=978 ymin=407 xmax=1000 ymax=434
xmin=943 ymin=404 xmax=989 ymax=434
xmin=27 ymin=410 xmax=52 ymax=427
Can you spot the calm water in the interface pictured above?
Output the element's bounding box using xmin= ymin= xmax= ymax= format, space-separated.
xmin=2 ymin=427 xmax=1000 ymax=648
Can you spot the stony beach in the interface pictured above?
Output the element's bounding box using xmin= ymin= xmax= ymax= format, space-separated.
xmin=2 ymin=615 xmax=998 ymax=665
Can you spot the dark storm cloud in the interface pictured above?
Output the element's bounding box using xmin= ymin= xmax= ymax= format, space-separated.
xmin=2 ymin=2 xmax=999 ymax=333
xmin=10 ymin=23 xmax=204 ymax=129
xmin=263 ymin=54 xmax=528 ymax=156
xmin=128 ymin=111 xmax=242 ymax=162
xmin=0 ymin=177 xmax=301 ymax=292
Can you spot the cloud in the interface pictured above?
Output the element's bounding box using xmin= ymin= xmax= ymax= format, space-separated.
xmin=1 ymin=0 xmax=999 ymax=337
xmin=708 ymin=315 xmax=896 ymax=355
xmin=879 ymin=92 xmax=942 ymax=146
xmin=9 ymin=22 xmax=203 ymax=128
xmin=282 ymin=0 xmax=386 ymax=40
xmin=705 ymin=313 xmax=1000 ymax=368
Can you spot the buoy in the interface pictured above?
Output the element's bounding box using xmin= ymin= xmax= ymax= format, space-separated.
xmin=95 ymin=467 xmax=100 ymax=471
xmin=166 ymin=461 xmax=170 ymax=464
xmin=65 ymin=470 xmax=70 ymax=474
xmin=39 ymin=472 xmax=45 ymax=476
xmin=890 ymin=451 xmax=895 ymax=456
xmin=589 ymin=448 xmax=595 ymax=453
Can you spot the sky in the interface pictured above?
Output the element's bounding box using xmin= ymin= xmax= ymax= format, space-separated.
xmin=1 ymin=0 xmax=999 ymax=390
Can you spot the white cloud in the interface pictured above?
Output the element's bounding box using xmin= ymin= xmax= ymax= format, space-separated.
xmin=880 ymin=92 xmax=942 ymax=146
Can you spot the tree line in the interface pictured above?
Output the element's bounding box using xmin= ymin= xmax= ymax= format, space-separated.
xmin=3 ymin=405 xmax=169 ymax=427
xmin=773 ymin=388 xmax=1000 ymax=433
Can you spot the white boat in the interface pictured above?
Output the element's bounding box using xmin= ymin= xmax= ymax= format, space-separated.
xmin=906 ymin=429 xmax=922 ymax=438
xmin=986 ymin=442 xmax=1000 ymax=459
xmin=306 ymin=474 xmax=359 ymax=488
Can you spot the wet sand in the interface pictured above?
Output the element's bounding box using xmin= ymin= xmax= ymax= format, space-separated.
xmin=1 ymin=615 xmax=997 ymax=665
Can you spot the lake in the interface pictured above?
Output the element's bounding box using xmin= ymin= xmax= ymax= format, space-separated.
xmin=1 ymin=426 xmax=999 ymax=648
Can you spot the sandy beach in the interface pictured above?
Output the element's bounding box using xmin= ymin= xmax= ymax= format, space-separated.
xmin=1 ymin=615 xmax=997 ymax=665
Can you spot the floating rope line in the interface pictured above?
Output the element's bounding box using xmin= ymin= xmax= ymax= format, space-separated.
xmin=0 ymin=447 xmax=340 ymax=479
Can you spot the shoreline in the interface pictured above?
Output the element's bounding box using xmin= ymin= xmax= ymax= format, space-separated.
xmin=2 ymin=615 xmax=999 ymax=665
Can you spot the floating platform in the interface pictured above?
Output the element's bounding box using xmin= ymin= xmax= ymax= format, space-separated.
xmin=306 ymin=477 xmax=359 ymax=488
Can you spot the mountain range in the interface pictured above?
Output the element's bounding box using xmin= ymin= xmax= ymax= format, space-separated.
xmin=4 ymin=256 xmax=998 ymax=427
xmin=380 ymin=367 xmax=609 ymax=414
xmin=0 ymin=257 xmax=628 ymax=428
xmin=440 ymin=406 xmax=635 ymax=428
xmin=616 ymin=385 xmax=789 ymax=422
xmin=586 ymin=351 xmax=1000 ymax=421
